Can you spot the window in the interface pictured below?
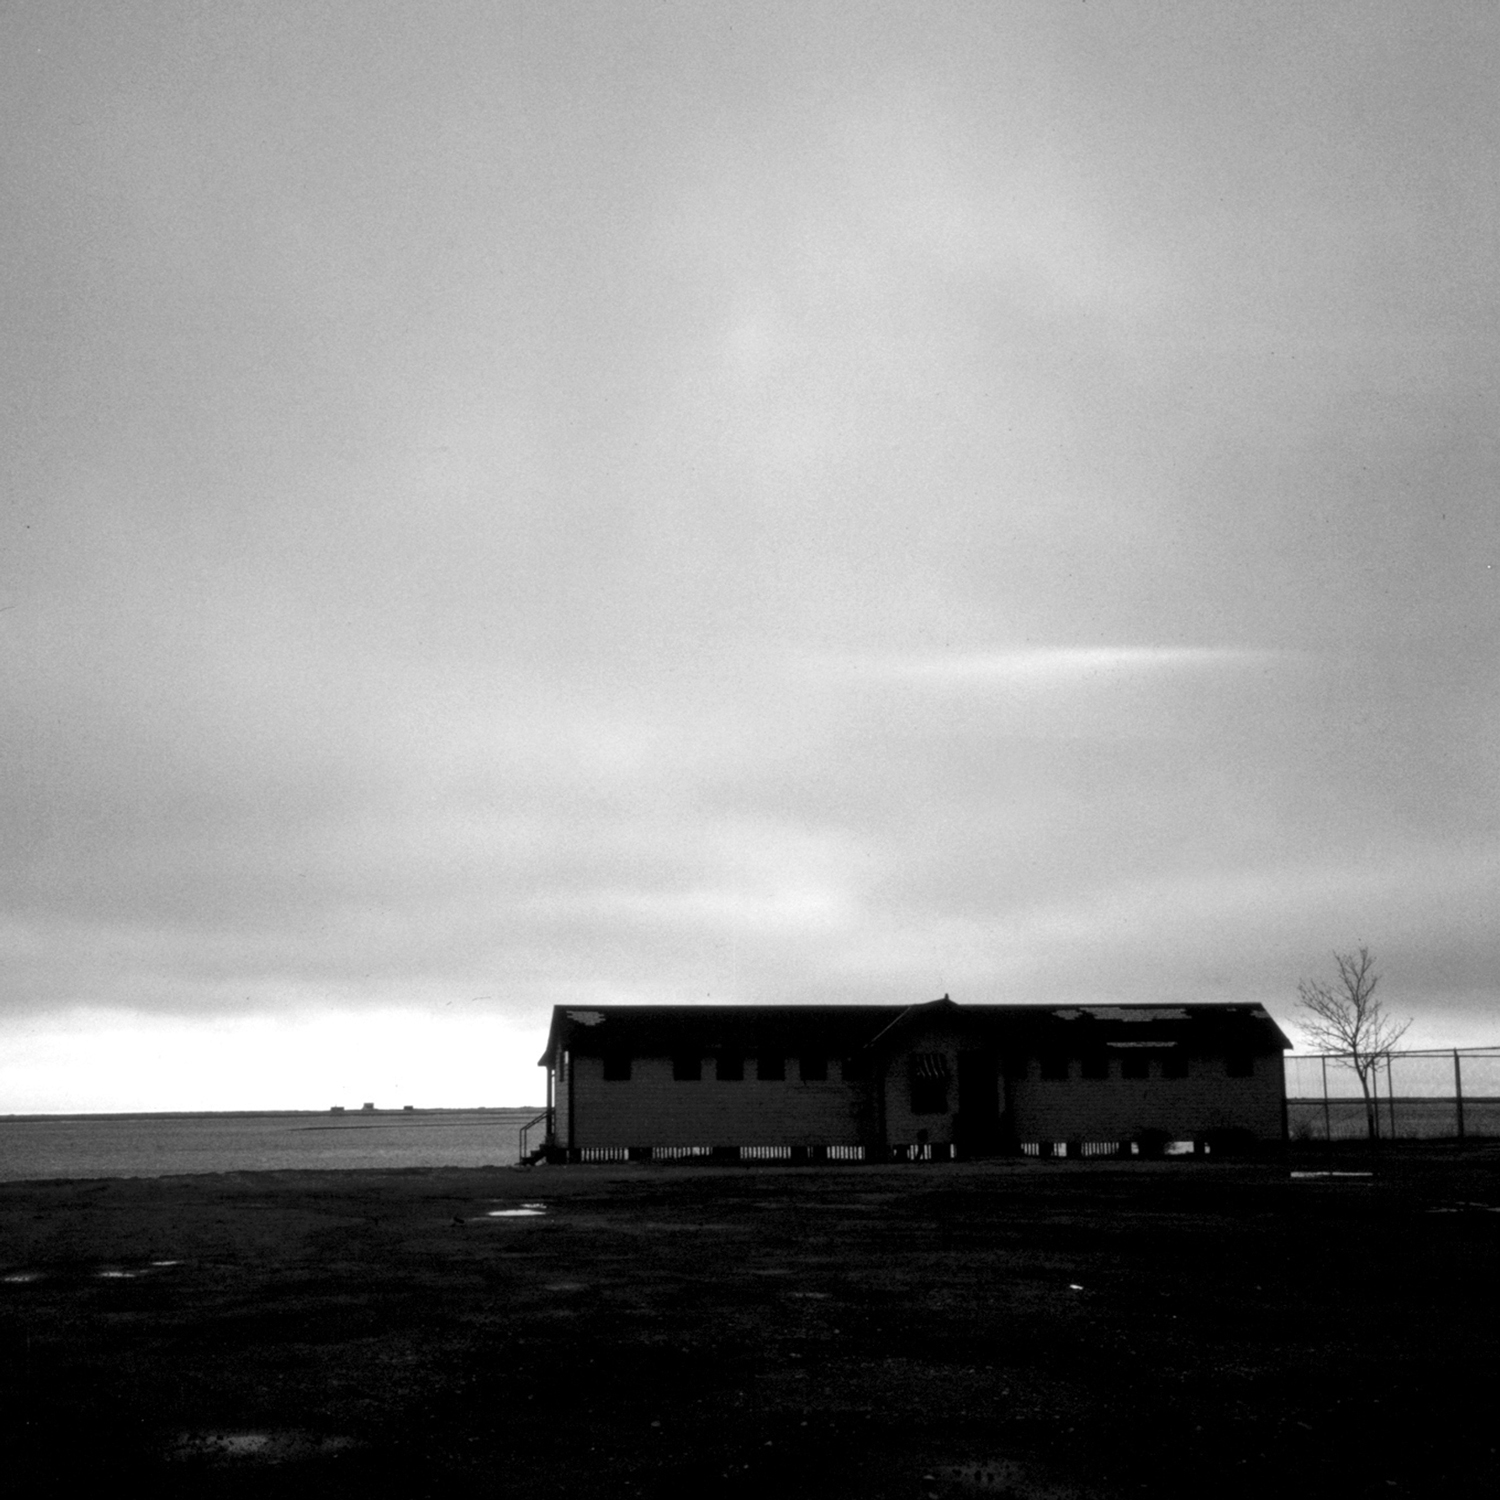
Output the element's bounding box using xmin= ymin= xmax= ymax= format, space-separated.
xmin=756 ymin=1053 xmax=785 ymax=1081
xmin=910 ymin=1053 xmax=950 ymax=1115
xmin=1081 ymin=1053 xmax=1109 ymax=1080
xmin=799 ymin=1054 xmax=827 ymax=1082
xmin=716 ymin=1052 xmax=744 ymax=1082
xmin=1161 ymin=1052 xmax=1189 ymax=1080
xmin=911 ymin=1079 xmax=948 ymax=1114
xmin=841 ymin=1053 xmax=872 ymax=1082
xmin=672 ymin=1053 xmax=702 ymax=1081
xmin=1121 ymin=1053 xmax=1150 ymax=1080
xmin=1226 ymin=1051 xmax=1254 ymax=1078
xmin=1040 ymin=1053 xmax=1070 ymax=1081
xmin=602 ymin=1053 xmax=631 ymax=1082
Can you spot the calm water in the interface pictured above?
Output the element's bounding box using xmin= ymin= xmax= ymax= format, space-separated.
xmin=0 ymin=1107 xmax=546 ymax=1182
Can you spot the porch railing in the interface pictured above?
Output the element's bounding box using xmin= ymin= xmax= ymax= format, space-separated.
xmin=517 ymin=1110 xmax=551 ymax=1164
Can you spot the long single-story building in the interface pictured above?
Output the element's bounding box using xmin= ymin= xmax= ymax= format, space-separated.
xmin=535 ymin=996 xmax=1290 ymax=1161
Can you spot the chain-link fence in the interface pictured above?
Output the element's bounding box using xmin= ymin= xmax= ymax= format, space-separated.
xmin=1285 ymin=1047 xmax=1500 ymax=1141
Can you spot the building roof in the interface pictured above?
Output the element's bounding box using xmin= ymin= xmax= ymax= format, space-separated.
xmin=538 ymin=997 xmax=1291 ymax=1065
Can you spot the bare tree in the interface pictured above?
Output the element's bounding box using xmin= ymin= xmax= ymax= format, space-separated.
xmin=1296 ymin=947 xmax=1410 ymax=1140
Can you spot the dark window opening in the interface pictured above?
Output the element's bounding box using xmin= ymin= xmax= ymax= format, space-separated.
xmin=672 ymin=1053 xmax=702 ymax=1081
xmin=1040 ymin=1053 xmax=1070 ymax=1081
xmin=1081 ymin=1053 xmax=1109 ymax=1080
xmin=910 ymin=1053 xmax=950 ymax=1114
xmin=1226 ymin=1051 xmax=1254 ymax=1078
xmin=799 ymin=1054 xmax=827 ymax=1082
xmin=716 ymin=1052 xmax=744 ymax=1082
xmin=1121 ymin=1053 xmax=1150 ymax=1080
xmin=756 ymin=1053 xmax=785 ymax=1081
xmin=1162 ymin=1052 xmax=1189 ymax=1080
xmin=602 ymin=1053 xmax=631 ymax=1082
xmin=841 ymin=1053 xmax=872 ymax=1082
xmin=911 ymin=1078 xmax=949 ymax=1114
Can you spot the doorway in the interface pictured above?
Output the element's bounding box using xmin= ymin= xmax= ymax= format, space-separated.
xmin=955 ymin=1048 xmax=1004 ymax=1155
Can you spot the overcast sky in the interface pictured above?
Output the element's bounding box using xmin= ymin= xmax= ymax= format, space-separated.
xmin=2 ymin=2 xmax=1496 ymax=1112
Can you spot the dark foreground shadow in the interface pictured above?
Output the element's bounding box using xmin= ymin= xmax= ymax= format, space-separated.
xmin=3 ymin=1149 xmax=1498 ymax=1498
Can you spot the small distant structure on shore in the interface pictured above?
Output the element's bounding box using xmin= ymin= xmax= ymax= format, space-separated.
xmin=361 ymin=1102 xmax=375 ymax=1111
xmin=402 ymin=1104 xmax=415 ymax=1112
xmin=330 ymin=1105 xmax=345 ymax=1113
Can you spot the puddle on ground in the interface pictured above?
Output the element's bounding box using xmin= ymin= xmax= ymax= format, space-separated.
xmin=8 ymin=1265 xmax=178 ymax=1285
xmin=169 ymin=1430 xmax=357 ymax=1464
xmin=927 ymin=1457 xmax=1098 ymax=1498
xmin=1290 ymin=1171 xmax=1373 ymax=1179
xmin=545 ymin=1281 xmax=587 ymax=1291
xmin=488 ymin=1202 xmax=547 ymax=1217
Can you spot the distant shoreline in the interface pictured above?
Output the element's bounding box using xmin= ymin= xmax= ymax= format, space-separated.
xmin=0 ymin=1106 xmax=544 ymax=1123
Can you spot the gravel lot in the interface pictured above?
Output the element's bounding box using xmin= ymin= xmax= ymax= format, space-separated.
xmin=3 ymin=1146 xmax=1497 ymax=1498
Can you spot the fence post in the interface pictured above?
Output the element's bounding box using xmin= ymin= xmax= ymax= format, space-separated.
xmin=1453 ymin=1049 xmax=1465 ymax=1141
xmin=1321 ymin=1055 xmax=1331 ymax=1143
xmin=1385 ymin=1055 xmax=1397 ymax=1140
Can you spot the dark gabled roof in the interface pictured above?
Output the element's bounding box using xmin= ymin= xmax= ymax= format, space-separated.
xmin=538 ymin=999 xmax=1290 ymax=1065
xmin=538 ymin=1004 xmax=921 ymax=1065
xmin=982 ymin=1003 xmax=1292 ymax=1052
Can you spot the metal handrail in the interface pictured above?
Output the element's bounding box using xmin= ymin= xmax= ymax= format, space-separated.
xmin=517 ymin=1110 xmax=550 ymax=1164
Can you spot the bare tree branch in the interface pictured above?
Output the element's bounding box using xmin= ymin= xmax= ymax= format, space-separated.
xmin=1296 ymin=946 xmax=1410 ymax=1139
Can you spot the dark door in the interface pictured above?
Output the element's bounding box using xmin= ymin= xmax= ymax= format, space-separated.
xmin=956 ymin=1048 xmax=1002 ymax=1155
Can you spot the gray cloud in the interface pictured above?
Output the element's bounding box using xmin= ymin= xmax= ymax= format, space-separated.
xmin=2 ymin=3 xmax=1496 ymax=1107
